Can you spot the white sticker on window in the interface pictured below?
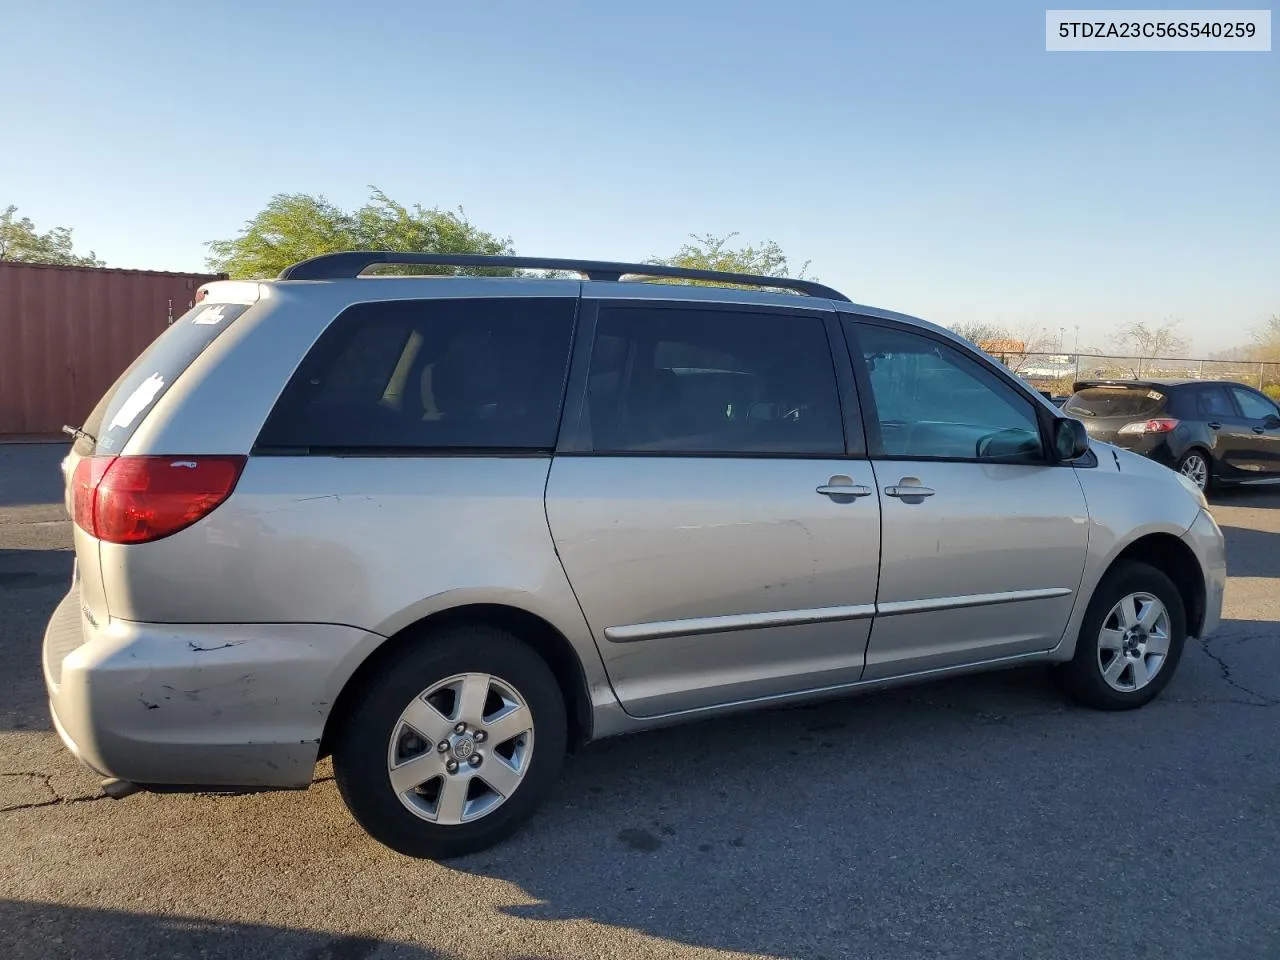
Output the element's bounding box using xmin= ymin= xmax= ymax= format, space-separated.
xmin=192 ymin=305 xmax=227 ymax=325
xmin=108 ymin=373 xmax=165 ymax=430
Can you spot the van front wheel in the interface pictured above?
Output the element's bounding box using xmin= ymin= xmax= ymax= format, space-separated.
xmin=1055 ymin=561 xmax=1187 ymax=711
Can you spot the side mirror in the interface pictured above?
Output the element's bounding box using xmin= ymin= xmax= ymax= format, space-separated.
xmin=1053 ymin=417 xmax=1090 ymax=462
xmin=1266 ymin=414 xmax=1280 ymax=430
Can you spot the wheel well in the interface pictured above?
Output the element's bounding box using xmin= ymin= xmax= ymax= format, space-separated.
xmin=1113 ymin=533 xmax=1207 ymax=636
xmin=319 ymin=604 xmax=594 ymax=758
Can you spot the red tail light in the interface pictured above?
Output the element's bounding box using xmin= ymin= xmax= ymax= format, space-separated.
xmin=71 ymin=455 xmax=246 ymax=544
xmin=1118 ymin=418 xmax=1180 ymax=436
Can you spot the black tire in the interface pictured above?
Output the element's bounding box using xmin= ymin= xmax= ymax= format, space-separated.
xmin=332 ymin=624 xmax=567 ymax=860
xmin=1054 ymin=560 xmax=1187 ymax=711
xmin=1175 ymin=448 xmax=1213 ymax=493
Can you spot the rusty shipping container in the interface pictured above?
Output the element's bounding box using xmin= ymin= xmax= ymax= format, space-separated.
xmin=0 ymin=262 xmax=225 ymax=437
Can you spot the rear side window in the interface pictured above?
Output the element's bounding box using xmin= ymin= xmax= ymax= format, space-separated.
xmin=1172 ymin=385 xmax=1237 ymax=419
xmin=256 ymin=297 xmax=576 ymax=452
xmin=1063 ymin=387 xmax=1165 ymax=419
xmin=584 ymin=304 xmax=844 ymax=455
xmin=80 ymin=302 xmax=249 ymax=455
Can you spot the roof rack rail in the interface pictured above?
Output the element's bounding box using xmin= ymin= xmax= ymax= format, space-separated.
xmin=276 ymin=252 xmax=849 ymax=301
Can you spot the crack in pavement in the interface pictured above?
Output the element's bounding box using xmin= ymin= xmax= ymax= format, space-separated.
xmin=0 ymin=772 xmax=109 ymax=814
xmin=1199 ymin=637 xmax=1280 ymax=706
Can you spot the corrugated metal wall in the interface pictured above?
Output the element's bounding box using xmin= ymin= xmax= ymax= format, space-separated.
xmin=0 ymin=262 xmax=225 ymax=436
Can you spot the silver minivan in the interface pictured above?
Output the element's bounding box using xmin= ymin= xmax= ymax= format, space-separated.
xmin=44 ymin=253 xmax=1226 ymax=858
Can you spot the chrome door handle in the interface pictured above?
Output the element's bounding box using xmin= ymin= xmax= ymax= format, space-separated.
xmin=816 ymin=483 xmax=873 ymax=498
xmin=884 ymin=480 xmax=936 ymax=499
xmin=1253 ymin=427 xmax=1266 ymax=435
xmin=1208 ymin=421 xmax=1222 ymax=430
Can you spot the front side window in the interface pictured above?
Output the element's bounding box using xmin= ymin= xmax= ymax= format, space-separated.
xmin=856 ymin=324 xmax=1044 ymax=461
xmin=585 ymin=305 xmax=844 ymax=455
xmin=1230 ymin=386 xmax=1279 ymax=421
xmin=256 ymin=297 xmax=576 ymax=451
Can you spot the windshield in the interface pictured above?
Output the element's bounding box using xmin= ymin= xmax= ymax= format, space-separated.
xmin=1063 ymin=386 xmax=1165 ymax=419
xmin=76 ymin=301 xmax=249 ymax=455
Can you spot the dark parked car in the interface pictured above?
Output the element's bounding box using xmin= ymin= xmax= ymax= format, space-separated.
xmin=1062 ymin=378 xmax=1280 ymax=491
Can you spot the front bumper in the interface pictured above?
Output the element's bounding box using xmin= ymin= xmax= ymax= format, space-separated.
xmin=43 ymin=585 xmax=381 ymax=789
xmin=1181 ymin=507 xmax=1226 ymax=638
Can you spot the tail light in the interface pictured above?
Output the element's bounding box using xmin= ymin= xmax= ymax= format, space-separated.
xmin=1118 ymin=418 xmax=1180 ymax=436
xmin=71 ymin=456 xmax=246 ymax=544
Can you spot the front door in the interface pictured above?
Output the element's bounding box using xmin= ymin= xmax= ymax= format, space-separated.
xmin=845 ymin=318 xmax=1091 ymax=679
xmin=546 ymin=298 xmax=881 ymax=718
xmin=1226 ymin=386 xmax=1280 ymax=477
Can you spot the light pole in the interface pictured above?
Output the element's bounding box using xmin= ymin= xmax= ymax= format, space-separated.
xmin=1059 ymin=327 xmax=1066 ymax=353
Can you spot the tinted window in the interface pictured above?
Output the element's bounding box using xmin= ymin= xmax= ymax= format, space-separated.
xmin=1063 ymin=386 xmax=1166 ymax=419
xmin=586 ymin=305 xmax=844 ymax=455
xmin=1230 ymin=386 xmax=1279 ymax=420
xmin=80 ymin=301 xmax=249 ymax=455
xmin=257 ymin=297 xmax=576 ymax=451
xmin=1176 ymin=385 xmax=1237 ymax=419
xmin=858 ymin=324 xmax=1043 ymax=461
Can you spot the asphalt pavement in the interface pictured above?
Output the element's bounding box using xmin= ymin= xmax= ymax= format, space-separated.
xmin=2 ymin=442 xmax=1277 ymax=960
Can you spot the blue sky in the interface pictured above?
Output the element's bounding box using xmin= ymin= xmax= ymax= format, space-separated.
xmin=3 ymin=0 xmax=1276 ymax=353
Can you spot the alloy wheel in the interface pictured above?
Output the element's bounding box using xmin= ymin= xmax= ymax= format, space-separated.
xmin=1096 ymin=592 xmax=1172 ymax=693
xmin=386 ymin=673 xmax=535 ymax=824
xmin=1179 ymin=454 xmax=1208 ymax=490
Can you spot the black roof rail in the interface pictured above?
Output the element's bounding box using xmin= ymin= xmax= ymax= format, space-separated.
xmin=276 ymin=251 xmax=850 ymax=301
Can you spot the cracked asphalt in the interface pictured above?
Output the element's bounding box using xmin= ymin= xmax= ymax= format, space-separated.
xmin=1 ymin=442 xmax=1277 ymax=960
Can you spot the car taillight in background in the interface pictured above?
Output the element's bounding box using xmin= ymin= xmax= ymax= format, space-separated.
xmin=1117 ymin=418 xmax=1180 ymax=436
xmin=71 ymin=456 xmax=246 ymax=544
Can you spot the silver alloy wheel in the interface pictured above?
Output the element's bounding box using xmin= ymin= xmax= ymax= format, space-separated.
xmin=386 ymin=672 xmax=534 ymax=825
xmin=1096 ymin=592 xmax=1172 ymax=693
xmin=1180 ymin=453 xmax=1208 ymax=490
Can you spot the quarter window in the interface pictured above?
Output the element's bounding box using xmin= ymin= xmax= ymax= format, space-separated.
xmin=585 ymin=305 xmax=845 ymax=455
xmin=856 ymin=324 xmax=1044 ymax=461
xmin=256 ymin=297 xmax=576 ymax=451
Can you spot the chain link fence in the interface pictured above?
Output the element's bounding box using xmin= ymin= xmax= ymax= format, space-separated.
xmin=987 ymin=351 xmax=1280 ymax=401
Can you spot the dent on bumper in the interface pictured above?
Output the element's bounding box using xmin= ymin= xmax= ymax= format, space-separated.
xmin=1182 ymin=507 xmax=1226 ymax=638
xmin=44 ymin=593 xmax=382 ymax=789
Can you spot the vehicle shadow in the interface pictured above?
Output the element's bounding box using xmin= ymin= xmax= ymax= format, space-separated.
xmin=0 ymin=899 xmax=445 ymax=960
xmin=0 ymin=443 xmax=67 ymax=507
xmin=1209 ymin=483 xmax=1280 ymax=510
xmin=0 ymin=548 xmax=71 ymax=733
xmin=447 ymin=621 xmax=1279 ymax=959
xmin=1217 ymin=525 xmax=1280 ymax=578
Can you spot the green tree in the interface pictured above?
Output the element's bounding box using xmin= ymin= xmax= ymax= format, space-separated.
xmin=646 ymin=232 xmax=813 ymax=289
xmin=206 ymin=187 xmax=514 ymax=279
xmin=0 ymin=205 xmax=103 ymax=266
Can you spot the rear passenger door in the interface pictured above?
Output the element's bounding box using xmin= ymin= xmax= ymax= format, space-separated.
xmin=845 ymin=317 xmax=1090 ymax=679
xmin=545 ymin=296 xmax=881 ymax=719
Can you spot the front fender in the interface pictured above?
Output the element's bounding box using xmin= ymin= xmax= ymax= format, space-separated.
xmin=1050 ymin=445 xmax=1205 ymax=659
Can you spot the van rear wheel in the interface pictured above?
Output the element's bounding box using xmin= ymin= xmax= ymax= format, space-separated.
xmin=332 ymin=624 xmax=567 ymax=859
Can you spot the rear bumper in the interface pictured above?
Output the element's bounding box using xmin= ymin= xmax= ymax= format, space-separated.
xmin=1181 ymin=507 xmax=1226 ymax=638
xmin=1107 ymin=435 xmax=1177 ymax=468
xmin=43 ymin=585 xmax=381 ymax=789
